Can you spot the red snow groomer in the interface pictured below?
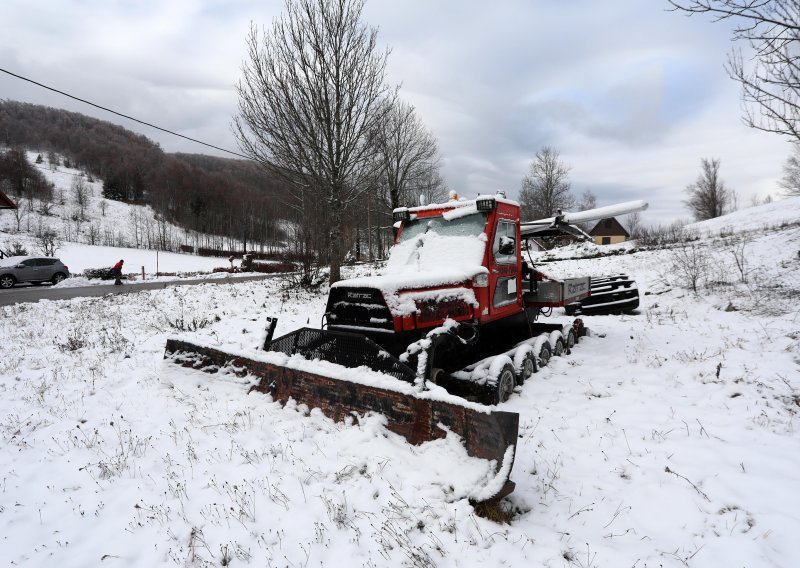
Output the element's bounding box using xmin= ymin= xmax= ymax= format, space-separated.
xmin=318 ymin=194 xmax=594 ymax=401
xmin=166 ymin=194 xmax=647 ymax=503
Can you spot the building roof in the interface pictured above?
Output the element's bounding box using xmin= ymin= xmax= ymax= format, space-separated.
xmin=589 ymin=217 xmax=629 ymax=238
xmin=0 ymin=189 xmax=17 ymax=209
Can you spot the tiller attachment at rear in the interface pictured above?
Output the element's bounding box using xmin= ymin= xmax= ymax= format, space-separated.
xmin=565 ymin=274 xmax=640 ymax=315
xmin=165 ymin=338 xmax=519 ymax=503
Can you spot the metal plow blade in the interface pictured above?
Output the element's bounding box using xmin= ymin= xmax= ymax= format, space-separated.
xmin=164 ymin=339 xmax=520 ymax=503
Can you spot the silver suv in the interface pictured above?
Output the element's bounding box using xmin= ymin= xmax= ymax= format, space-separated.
xmin=0 ymin=256 xmax=70 ymax=288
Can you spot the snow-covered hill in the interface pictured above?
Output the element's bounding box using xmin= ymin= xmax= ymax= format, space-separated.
xmin=1 ymin=199 xmax=798 ymax=567
xmin=1 ymin=152 xmax=185 ymax=250
xmin=0 ymin=152 xmax=268 ymax=277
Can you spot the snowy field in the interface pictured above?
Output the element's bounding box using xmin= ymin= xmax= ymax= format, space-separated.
xmin=1 ymin=199 xmax=799 ymax=567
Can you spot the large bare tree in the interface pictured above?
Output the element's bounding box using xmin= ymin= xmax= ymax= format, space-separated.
xmin=519 ymin=146 xmax=575 ymax=220
xmin=233 ymin=0 xmax=395 ymax=283
xmin=669 ymin=0 xmax=800 ymax=141
xmin=372 ymin=100 xmax=444 ymax=212
xmin=685 ymin=157 xmax=732 ymax=220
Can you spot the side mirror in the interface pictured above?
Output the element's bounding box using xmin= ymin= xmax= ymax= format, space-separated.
xmin=16 ymin=264 xmax=25 ymax=269
xmin=498 ymin=236 xmax=516 ymax=256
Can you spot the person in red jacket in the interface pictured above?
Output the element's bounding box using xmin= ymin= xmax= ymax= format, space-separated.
xmin=112 ymin=259 xmax=124 ymax=285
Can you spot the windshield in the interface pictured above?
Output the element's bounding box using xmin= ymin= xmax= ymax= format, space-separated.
xmin=398 ymin=212 xmax=488 ymax=242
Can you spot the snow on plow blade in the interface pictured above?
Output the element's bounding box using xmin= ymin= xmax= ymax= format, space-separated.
xmin=164 ymin=337 xmax=520 ymax=503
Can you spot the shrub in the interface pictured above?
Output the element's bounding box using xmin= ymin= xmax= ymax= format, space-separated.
xmin=84 ymin=267 xmax=115 ymax=280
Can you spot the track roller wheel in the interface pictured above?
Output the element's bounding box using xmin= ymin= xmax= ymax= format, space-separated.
xmin=513 ymin=345 xmax=537 ymax=385
xmin=537 ymin=341 xmax=552 ymax=368
xmin=564 ymin=328 xmax=576 ymax=351
xmin=429 ymin=367 xmax=445 ymax=385
xmin=572 ymin=318 xmax=586 ymax=341
xmin=518 ymin=351 xmax=537 ymax=385
xmin=552 ymin=338 xmax=565 ymax=357
xmin=494 ymin=363 xmax=516 ymax=405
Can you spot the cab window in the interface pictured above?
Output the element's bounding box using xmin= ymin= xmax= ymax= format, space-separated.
xmin=492 ymin=220 xmax=516 ymax=264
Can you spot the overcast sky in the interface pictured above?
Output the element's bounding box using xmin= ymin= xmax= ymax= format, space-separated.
xmin=0 ymin=0 xmax=790 ymax=223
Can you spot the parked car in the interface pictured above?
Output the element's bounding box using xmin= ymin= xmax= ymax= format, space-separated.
xmin=0 ymin=256 xmax=70 ymax=288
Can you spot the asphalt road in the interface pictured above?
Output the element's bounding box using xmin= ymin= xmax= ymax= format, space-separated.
xmin=0 ymin=273 xmax=284 ymax=307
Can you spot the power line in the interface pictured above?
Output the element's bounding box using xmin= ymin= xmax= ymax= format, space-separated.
xmin=0 ymin=67 xmax=251 ymax=160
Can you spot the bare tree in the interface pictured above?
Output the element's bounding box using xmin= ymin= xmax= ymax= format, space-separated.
xmin=519 ymin=146 xmax=575 ymax=220
xmin=779 ymin=142 xmax=800 ymax=195
xmin=623 ymin=210 xmax=643 ymax=239
xmin=10 ymin=200 xmax=27 ymax=232
xmin=685 ymin=157 xmax=732 ymax=220
xmin=577 ymin=189 xmax=597 ymax=211
xmin=46 ymin=151 xmax=59 ymax=170
xmin=371 ymin=100 xmax=443 ymax=211
xmin=669 ymin=0 xmax=800 ymax=141
xmin=35 ymin=222 xmax=61 ymax=257
xmin=72 ymin=176 xmax=89 ymax=221
xmin=574 ymin=189 xmax=598 ymax=231
xmin=671 ymin=242 xmax=709 ymax=293
xmin=413 ymin=161 xmax=448 ymax=206
xmin=233 ymin=0 xmax=395 ymax=283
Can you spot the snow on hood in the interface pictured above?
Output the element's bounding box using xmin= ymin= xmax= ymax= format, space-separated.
xmin=335 ymin=229 xmax=486 ymax=297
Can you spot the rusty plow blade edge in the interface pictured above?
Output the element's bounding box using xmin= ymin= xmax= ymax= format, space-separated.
xmin=164 ymin=339 xmax=519 ymax=503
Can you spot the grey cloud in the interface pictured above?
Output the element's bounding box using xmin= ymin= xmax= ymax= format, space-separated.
xmin=0 ymin=0 xmax=789 ymax=222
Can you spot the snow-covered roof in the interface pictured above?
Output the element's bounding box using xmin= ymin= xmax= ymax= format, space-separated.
xmin=0 ymin=255 xmax=34 ymax=267
xmin=0 ymin=188 xmax=17 ymax=209
xmin=394 ymin=194 xmax=519 ymax=215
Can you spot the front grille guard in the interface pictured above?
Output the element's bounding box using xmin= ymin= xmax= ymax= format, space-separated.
xmin=265 ymin=327 xmax=417 ymax=383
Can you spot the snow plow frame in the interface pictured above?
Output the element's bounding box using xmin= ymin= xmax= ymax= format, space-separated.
xmin=264 ymin=327 xmax=418 ymax=382
xmin=164 ymin=338 xmax=520 ymax=503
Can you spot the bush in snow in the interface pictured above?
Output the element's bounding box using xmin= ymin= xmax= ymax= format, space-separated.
xmin=0 ymin=240 xmax=28 ymax=257
xmin=84 ymin=267 xmax=116 ymax=280
xmin=670 ymin=242 xmax=709 ymax=293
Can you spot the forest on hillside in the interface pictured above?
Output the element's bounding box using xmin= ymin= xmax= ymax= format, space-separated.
xmin=0 ymin=100 xmax=433 ymax=270
xmin=0 ymin=100 xmax=297 ymax=252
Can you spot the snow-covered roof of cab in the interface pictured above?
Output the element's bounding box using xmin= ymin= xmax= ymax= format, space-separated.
xmin=393 ymin=194 xmax=519 ymax=217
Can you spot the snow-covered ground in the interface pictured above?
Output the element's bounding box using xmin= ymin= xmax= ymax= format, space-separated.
xmin=1 ymin=199 xmax=799 ymax=567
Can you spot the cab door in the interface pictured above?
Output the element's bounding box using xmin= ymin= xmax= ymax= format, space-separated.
xmin=488 ymin=218 xmax=521 ymax=320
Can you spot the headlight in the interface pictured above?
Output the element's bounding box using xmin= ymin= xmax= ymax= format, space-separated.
xmin=476 ymin=196 xmax=496 ymax=211
xmin=392 ymin=207 xmax=410 ymax=222
xmin=472 ymin=273 xmax=489 ymax=287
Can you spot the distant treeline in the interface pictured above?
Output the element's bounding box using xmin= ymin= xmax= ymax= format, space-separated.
xmin=0 ymin=100 xmax=290 ymax=251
